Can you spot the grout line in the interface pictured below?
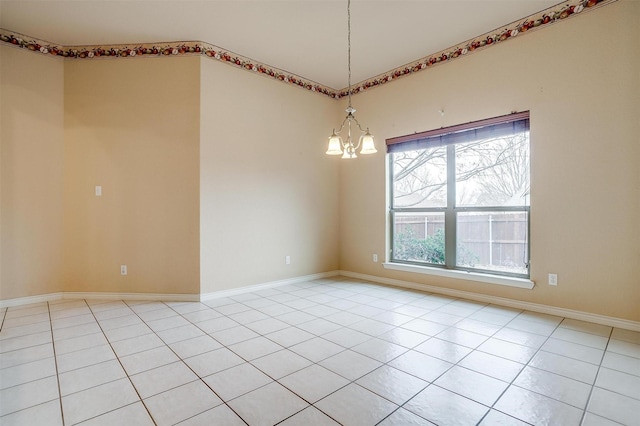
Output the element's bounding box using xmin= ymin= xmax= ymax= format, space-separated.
xmin=46 ymin=300 xmax=66 ymax=426
xmin=3 ymin=279 xmax=637 ymax=425
xmin=84 ymin=300 xmax=159 ymax=426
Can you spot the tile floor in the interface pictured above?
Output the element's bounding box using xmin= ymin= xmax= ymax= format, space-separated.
xmin=1 ymin=277 xmax=639 ymax=425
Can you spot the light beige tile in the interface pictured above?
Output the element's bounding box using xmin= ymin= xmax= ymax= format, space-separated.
xmin=144 ymin=380 xmax=223 ymax=425
xmin=228 ymin=336 xmax=282 ymax=360
xmin=169 ymin=335 xmax=222 ymax=359
xmin=530 ymin=350 xmax=598 ymax=384
xmin=378 ymin=408 xmax=436 ymax=425
xmin=479 ymin=410 xmax=530 ymax=425
xmin=0 ymin=331 xmax=52 ymax=353
xmin=120 ymin=346 xmax=180 ymax=375
xmin=58 ymin=359 xmax=126 ymax=396
xmin=493 ymin=327 xmax=547 ymax=349
xmin=559 ymin=318 xmax=612 ymax=337
xmin=62 ymin=378 xmax=139 ymax=425
xmin=203 ymin=362 xmax=272 ymax=401
xmin=478 ymin=338 xmax=537 ymax=364
xmin=541 ymin=338 xmax=604 ymax=364
xmin=279 ymin=364 xmax=349 ymax=403
xmin=130 ymin=361 xmax=199 ymax=399
xmin=550 ymin=327 xmax=609 ymax=350
xmin=378 ymin=327 xmax=430 ymax=348
xmin=351 ymin=337 xmax=407 ymax=363
xmin=587 ymin=387 xmax=640 ymax=425
xmin=1 ymin=313 xmax=50 ymax=329
xmin=388 ymin=350 xmax=453 ymax=382
xmin=401 ymin=319 xmax=448 ymax=336
xmin=57 ymin=343 xmax=116 ymax=373
xmin=320 ymin=350 xmax=382 ymax=381
xmin=405 ymin=385 xmax=488 ymax=426
xmin=265 ymin=327 xmax=314 ymax=347
xmin=228 ymin=382 xmax=307 ymax=426
xmin=0 ymin=343 xmax=54 ymax=369
xmin=53 ymin=332 xmax=108 ymax=355
xmin=79 ymin=402 xmax=154 ymax=426
xmin=289 ymin=337 xmax=345 ymax=363
xmin=495 ymin=385 xmax=583 ymax=425
xmin=607 ymin=339 xmax=640 ymax=359
xmin=435 ymin=366 xmax=508 ymax=406
xmin=184 ymin=347 xmax=244 ymax=377
xmin=278 ymin=406 xmax=340 ymax=425
xmin=356 ymin=365 xmax=427 ymax=405
xmin=0 ymin=357 xmax=57 ymax=390
xmin=250 ymin=349 xmax=312 ymax=379
xmin=110 ymin=332 xmax=165 ymax=357
xmin=611 ymin=328 xmax=640 ymax=345
xmin=435 ymin=327 xmax=488 ymax=349
xmin=595 ymin=367 xmax=640 ymax=400
xmin=0 ymin=399 xmax=62 ymax=426
xmin=0 ymin=376 xmax=59 ymax=416
xmin=208 ymin=325 xmax=257 ymax=345
xmin=177 ymin=404 xmax=246 ymax=425
xmin=155 ymin=324 xmax=204 ymax=345
xmin=415 ymin=338 xmax=472 ymax=363
xmin=322 ymin=327 xmax=373 ymax=348
xmin=601 ymin=351 xmax=640 ymax=377
xmin=315 ymin=383 xmax=398 ymax=426
xmin=513 ymin=366 xmax=592 ymax=409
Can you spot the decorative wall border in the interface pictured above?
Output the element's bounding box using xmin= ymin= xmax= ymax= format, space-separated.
xmin=0 ymin=0 xmax=616 ymax=99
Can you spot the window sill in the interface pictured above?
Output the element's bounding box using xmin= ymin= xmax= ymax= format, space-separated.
xmin=382 ymin=262 xmax=535 ymax=289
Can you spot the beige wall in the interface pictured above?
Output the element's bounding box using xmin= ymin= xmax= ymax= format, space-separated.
xmin=63 ymin=57 xmax=200 ymax=295
xmin=199 ymin=58 xmax=340 ymax=293
xmin=1 ymin=1 xmax=637 ymax=323
xmin=340 ymin=1 xmax=640 ymax=321
xmin=0 ymin=45 xmax=65 ymax=300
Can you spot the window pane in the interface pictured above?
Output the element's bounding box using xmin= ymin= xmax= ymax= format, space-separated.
xmin=455 ymin=133 xmax=529 ymax=207
xmin=456 ymin=211 xmax=529 ymax=275
xmin=392 ymin=148 xmax=447 ymax=208
xmin=393 ymin=212 xmax=445 ymax=265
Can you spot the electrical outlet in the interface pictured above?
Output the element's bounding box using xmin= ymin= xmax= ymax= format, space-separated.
xmin=548 ymin=273 xmax=557 ymax=286
xmin=372 ymin=254 xmax=378 ymax=263
xmin=285 ymin=256 xmax=291 ymax=265
xmin=121 ymin=265 xmax=127 ymax=276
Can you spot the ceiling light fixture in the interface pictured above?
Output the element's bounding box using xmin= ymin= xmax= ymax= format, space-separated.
xmin=326 ymin=0 xmax=376 ymax=159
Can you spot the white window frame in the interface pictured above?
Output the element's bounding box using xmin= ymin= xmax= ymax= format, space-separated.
xmin=386 ymin=112 xmax=533 ymax=289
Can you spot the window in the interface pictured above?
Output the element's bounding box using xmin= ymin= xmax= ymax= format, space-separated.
xmin=388 ymin=112 xmax=530 ymax=278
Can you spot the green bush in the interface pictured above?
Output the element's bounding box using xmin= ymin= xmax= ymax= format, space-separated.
xmin=394 ymin=228 xmax=477 ymax=266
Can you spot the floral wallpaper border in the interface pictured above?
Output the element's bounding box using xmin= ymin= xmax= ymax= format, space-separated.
xmin=0 ymin=0 xmax=616 ymax=100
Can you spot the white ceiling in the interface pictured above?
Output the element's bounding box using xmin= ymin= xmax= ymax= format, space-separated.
xmin=1 ymin=0 xmax=562 ymax=89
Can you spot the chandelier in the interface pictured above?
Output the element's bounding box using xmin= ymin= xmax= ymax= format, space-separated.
xmin=326 ymin=0 xmax=377 ymax=159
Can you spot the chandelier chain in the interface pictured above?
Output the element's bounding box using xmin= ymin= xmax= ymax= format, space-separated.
xmin=347 ymin=0 xmax=352 ymax=108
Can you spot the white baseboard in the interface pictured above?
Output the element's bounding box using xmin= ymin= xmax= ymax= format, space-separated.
xmin=0 ymin=291 xmax=199 ymax=308
xmin=200 ymin=271 xmax=340 ymax=301
xmin=339 ymin=270 xmax=640 ymax=332
xmin=0 ymin=292 xmax=64 ymax=308
xmin=62 ymin=292 xmax=200 ymax=303
xmin=0 ymin=271 xmax=340 ymax=308
xmin=3 ymin=270 xmax=637 ymax=333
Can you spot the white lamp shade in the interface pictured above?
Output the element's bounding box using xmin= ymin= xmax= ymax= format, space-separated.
xmin=326 ymin=133 xmax=343 ymax=155
xmin=359 ymin=132 xmax=377 ymax=154
xmin=342 ymin=144 xmax=357 ymax=159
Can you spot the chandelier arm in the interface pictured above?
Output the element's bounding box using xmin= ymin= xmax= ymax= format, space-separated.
xmin=333 ymin=115 xmax=350 ymax=136
xmin=350 ymin=116 xmax=367 ymax=133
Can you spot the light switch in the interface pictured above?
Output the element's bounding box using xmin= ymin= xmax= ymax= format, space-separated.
xmin=95 ymin=186 xmax=102 ymax=197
